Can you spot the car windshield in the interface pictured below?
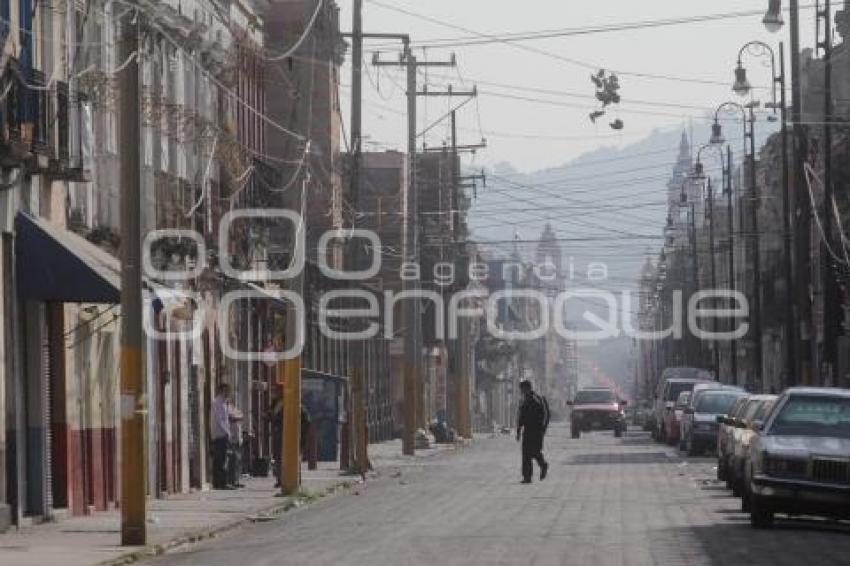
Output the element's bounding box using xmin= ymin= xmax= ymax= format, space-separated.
xmin=695 ymin=393 xmax=741 ymax=414
xmin=574 ymin=390 xmax=615 ymax=404
xmin=666 ymin=382 xmax=695 ymax=401
xmin=769 ymin=396 xmax=850 ymax=439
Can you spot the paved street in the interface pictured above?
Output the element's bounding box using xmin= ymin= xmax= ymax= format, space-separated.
xmin=145 ymin=424 xmax=850 ymax=566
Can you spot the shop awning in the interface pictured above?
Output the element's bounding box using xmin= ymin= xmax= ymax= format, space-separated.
xmin=15 ymin=212 xmax=123 ymax=303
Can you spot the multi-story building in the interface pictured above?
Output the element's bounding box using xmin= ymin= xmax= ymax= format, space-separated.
xmin=0 ymin=0 xmax=267 ymax=530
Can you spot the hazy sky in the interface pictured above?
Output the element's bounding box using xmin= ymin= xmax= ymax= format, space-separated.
xmin=338 ymin=0 xmax=823 ymax=173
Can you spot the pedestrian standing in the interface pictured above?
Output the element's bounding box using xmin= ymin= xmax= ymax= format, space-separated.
xmin=516 ymin=379 xmax=550 ymax=484
xmin=227 ymin=402 xmax=245 ymax=488
xmin=211 ymin=383 xmax=232 ymax=489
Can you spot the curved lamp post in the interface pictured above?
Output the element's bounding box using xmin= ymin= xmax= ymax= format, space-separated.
xmin=710 ymin=101 xmax=763 ymax=391
xmin=732 ymin=40 xmax=796 ymax=390
xmin=692 ymin=143 xmax=730 ymax=380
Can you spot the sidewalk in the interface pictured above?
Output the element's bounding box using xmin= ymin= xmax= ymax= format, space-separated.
xmin=0 ymin=439 xmax=464 ymax=566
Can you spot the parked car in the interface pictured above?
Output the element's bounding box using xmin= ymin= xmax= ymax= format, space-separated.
xmin=729 ymin=395 xmax=777 ymax=497
xmin=681 ymin=387 xmax=747 ymax=456
xmin=663 ymin=391 xmax=691 ymax=446
xmin=717 ymin=395 xmax=751 ymax=483
xmin=653 ymin=367 xmax=713 ymax=442
xmin=679 ymin=383 xmax=733 ymax=450
xmin=569 ymin=387 xmax=627 ymax=439
xmin=747 ymin=387 xmax=850 ymax=528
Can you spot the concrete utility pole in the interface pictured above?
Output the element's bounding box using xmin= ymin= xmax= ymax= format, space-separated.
xmin=118 ymin=10 xmax=146 ymax=546
xmin=777 ymin=43 xmax=796 ymax=392
xmin=747 ymin=102 xmax=764 ymax=392
xmin=707 ymin=178 xmax=720 ymax=378
xmin=789 ymin=0 xmax=813 ymax=386
xmin=725 ymin=147 xmax=738 ymax=380
xmin=448 ymin=109 xmax=485 ymax=439
xmin=373 ymin=49 xmax=456 ymax=454
xmin=347 ymin=0 xmax=368 ymax=477
xmin=818 ymin=0 xmax=839 ymax=384
xmin=404 ymin=47 xmax=419 ymax=455
xmin=281 ymin=174 xmax=308 ymax=495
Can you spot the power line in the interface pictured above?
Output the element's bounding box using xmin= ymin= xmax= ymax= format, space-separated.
xmin=365 ymin=0 xmax=809 ymax=87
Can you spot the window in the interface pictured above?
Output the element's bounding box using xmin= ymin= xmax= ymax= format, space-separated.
xmin=770 ymin=396 xmax=850 ymax=439
xmin=695 ymin=393 xmax=741 ymax=414
xmin=574 ymin=389 xmax=616 ymax=405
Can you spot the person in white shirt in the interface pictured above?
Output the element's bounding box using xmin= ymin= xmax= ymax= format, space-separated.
xmin=211 ymin=383 xmax=232 ymax=489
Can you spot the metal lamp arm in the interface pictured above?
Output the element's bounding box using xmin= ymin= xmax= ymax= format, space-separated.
xmin=737 ymin=40 xmax=778 ymax=111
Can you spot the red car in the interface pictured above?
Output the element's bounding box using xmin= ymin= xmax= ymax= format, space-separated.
xmin=569 ymin=387 xmax=627 ymax=439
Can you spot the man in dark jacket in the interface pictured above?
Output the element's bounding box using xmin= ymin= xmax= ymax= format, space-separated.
xmin=516 ymin=379 xmax=550 ymax=483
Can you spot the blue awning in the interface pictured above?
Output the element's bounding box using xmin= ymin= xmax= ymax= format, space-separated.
xmin=16 ymin=212 xmax=122 ymax=303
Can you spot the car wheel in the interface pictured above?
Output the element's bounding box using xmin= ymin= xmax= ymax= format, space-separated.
xmin=614 ymin=426 xmax=623 ymax=438
xmin=750 ymin=495 xmax=775 ymax=529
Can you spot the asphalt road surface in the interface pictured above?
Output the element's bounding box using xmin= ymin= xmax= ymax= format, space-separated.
xmin=147 ymin=424 xmax=850 ymax=566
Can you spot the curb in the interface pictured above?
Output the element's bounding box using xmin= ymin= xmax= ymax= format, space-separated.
xmin=97 ymin=481 xmax=354 ymax=566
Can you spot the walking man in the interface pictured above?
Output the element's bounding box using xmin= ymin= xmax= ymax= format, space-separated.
xmin=211 ymin=383 xmax=232 ymax=489
xmin=516 ymin=379 xmax=550 ymax=484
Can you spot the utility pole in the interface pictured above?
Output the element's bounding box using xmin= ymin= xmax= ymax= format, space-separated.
xmin=707 ymin=178 xmax=720 ymax=378
xmin=790 ymin=0 xmax=812 ymax=386
xmin=747 ymin=102 xmax=764 ymax=392
xmin=819 ymin=0 xmax=839 ymax=385
xmin=725 ymin=146 xmax=738 ymax=381
xmin=347 ymin=0 xmax=368 ymax=477
xmin=405 ymin=47 xmax=419 ymax=455
xmin=778 ymin=43 xmax=797 ymax=392
xmin=118 ymin=10 xmax=146 ymax=546
xmin=451 ymin=109 xmax=465 ymax=438
xmin=281 ymin=174 xmax=308 ymax=495
xmin=373 ymin=49 xmax=456 ymax=454
xmin=448 ymin=109 xmax=485 ymax=440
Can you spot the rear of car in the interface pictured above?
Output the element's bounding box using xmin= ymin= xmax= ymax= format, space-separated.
xmin=680 ymin=384 xmax=741 ymax=451
xmin=748 ymin=388 xmax=850 ymax=528
xmin=653 ymin=368 xmax=713 ymax=442
xmin=683 ymin=389 xmax=747 ymax=456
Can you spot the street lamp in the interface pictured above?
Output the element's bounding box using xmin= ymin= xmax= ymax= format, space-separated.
xmin=710 ymin=120 xmax=725 ymax=145
xmin=732 ymin=39 xmax=796 ymax=391
xmin=679 ymin=180 xmax=701 ymax=367
xmin=733 ymin=63 xmax=752 ymax=97
xmin=710 ymin=100 xmax=763 ymax=391
xmin=763 ymin=0 xmax=785 ymax=32
xmin=732 ymin=41 xmax=782 ymax=118
xmin=692 ymin=144 xmax=728 ymax=380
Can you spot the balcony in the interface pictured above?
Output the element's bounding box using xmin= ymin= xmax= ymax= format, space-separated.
xmin=0 ymin=61 xmax=90 ymax=180
xmin=0 ymin=65 xmax=26 ymax=165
